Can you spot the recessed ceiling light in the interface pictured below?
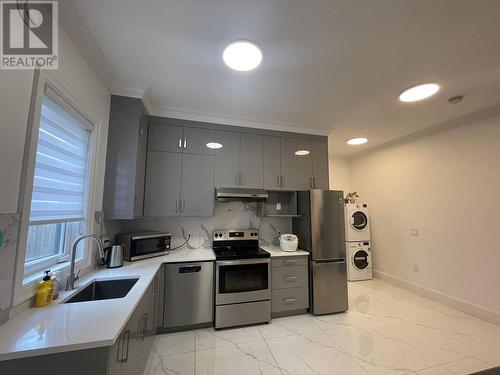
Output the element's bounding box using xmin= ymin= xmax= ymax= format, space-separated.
xmin=223 ymin=41 xmax=262 ymax=71
xmin=295 ymin=150 xmax=310 ymax=156
xmin=206 ymin=142 xmax=223 ymax=149
xmin=347 ymin=137 xmax=368 ymax=145
xmin=399 ymin=83 xmax=440 ymax=102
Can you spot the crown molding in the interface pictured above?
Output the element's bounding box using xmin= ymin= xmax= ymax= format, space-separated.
xmin=149 ymin=105 xmax=331 ymax=136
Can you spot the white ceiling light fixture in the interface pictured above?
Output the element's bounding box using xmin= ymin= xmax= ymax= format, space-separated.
xmin=223 ymin=41 xmax=262 ymax=71
xmin=399 ymin=83 xmax=440 ymax=102
xmin=347 ymin=137 xmax=368 ymax=145
xmin=206 ymin=142 xmax=223 ymax=149
xmin=295 ymin=150 xmax=310 ymax=156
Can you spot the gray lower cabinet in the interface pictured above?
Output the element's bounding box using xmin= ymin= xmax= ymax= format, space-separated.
xmin=103 ymin=96 xmax=149 ymax=219
xmin=144 ymin=152 xmax=214 ymax=217
xmin=0 ymin=270 xmax=161 ymax=375
xmin=271 ymin=256 xmax=309 ymax=316
xmin=263 ymin=136 xmax=297 ymax=191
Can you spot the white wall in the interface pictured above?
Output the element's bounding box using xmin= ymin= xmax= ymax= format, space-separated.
xmin=350 ymin=115 xmax=500 ymax=322
xmin=0 ymin=71 xmax=34 ymax=213
xmin=2 ymin=27 xmax=111 ymax=309
xmin=329 ymin=155 xmax=352 ymax=195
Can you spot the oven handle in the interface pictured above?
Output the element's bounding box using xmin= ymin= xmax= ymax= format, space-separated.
xmin=216 ymin=258 xmax=270 ymax=266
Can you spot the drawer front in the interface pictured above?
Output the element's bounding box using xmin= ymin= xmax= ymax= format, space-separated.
xmin=272 ymin=287 xmax=309 ymax=312
xmin=272 ymin=265 xmax=308 ymax=289
xmin=272 ymin=256 xmax=308 ymax=268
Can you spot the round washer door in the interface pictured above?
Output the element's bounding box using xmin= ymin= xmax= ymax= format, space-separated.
xmin=351 ymin=211 xmax=368 ymax=231
xmin=352 ymin=250 xmax=369 ymax=270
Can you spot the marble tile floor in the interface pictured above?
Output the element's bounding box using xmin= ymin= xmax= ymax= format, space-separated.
xmin=145 ymin=279 xmax=500 ymax=375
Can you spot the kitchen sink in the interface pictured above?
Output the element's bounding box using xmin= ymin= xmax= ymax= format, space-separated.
xmin=63 ymin=278 xmax=139 ymax=304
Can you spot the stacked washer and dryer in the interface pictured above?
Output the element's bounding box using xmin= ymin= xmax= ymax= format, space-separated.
xmin=345 ymin=203 xmax=373 ymax=281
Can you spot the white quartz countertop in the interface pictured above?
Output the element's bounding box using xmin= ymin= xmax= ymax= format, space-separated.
xmin=0 ymin=247 xmax=215 ymax=362
xmin=260 ymin=245 xmax=309 ymax=257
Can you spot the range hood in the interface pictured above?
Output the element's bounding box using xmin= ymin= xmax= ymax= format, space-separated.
xmin=216 ymin=187 xmax=268 ymax=202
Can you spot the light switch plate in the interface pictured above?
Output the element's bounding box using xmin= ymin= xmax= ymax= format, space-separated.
xmin=410 ymin=228 xmax=419 ymax=237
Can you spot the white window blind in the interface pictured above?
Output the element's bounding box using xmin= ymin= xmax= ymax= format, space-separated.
xmin=29 ymin=95 xmax=91 ymax=224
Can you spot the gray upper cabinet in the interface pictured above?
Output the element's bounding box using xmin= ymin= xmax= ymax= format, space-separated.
xmin=215 ymin=131 xmax=241 ymax=188
xmin=103 ymin=96 xmax=148 ymax=219
xmin=295 ymin=139 xmax=314 ymax=190
xmin=149 ymin=124 xmax=215 ymax=155
xmin=280 ymin=138 xmax=297 ymax=191
xmin=312 ymin=141 xmax=329 ymax=189
xmin=181 ymin=154 xmax=215 ymax=216
xmin=148 ymin=123 xmax=183 ymax=152
xmin=183 ymin=127 xmax=216 ymax=155
xmin=240 ymin=133 xmax=263 ymax=188
xmin=144 ymin=151 xmax=182 ymax=216
xmin=263 ymin=136 xmax=282 ymax=190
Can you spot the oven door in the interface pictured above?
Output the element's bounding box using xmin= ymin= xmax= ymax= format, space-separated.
xmin=216 ymin=258 xmax=270 ymax=305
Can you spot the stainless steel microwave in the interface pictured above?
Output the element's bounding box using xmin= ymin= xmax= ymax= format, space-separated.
xmin=115 ymin=232 xmax=171 ymax=261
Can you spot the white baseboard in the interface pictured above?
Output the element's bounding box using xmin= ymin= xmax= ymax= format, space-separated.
xmin=373 ymin=270 xmax=500 ymax=326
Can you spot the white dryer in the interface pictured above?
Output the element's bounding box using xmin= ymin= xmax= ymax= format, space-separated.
xmin=345 ymin=203 xmax=370 ymax=242
xmin=347 ymin=241 xmax=372 ymax=281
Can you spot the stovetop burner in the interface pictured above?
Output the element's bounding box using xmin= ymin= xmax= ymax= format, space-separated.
xmin=213 ymin=247 xmax=270 ymax=260
xmin=212 ymin=229 xmax=270 ymax=260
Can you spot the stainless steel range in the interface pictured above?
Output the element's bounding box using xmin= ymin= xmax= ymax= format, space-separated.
xmin=212 ymin=229 xmax=271 ymax=329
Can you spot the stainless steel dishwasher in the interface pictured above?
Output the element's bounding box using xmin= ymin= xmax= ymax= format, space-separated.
xmin=163 ymin=261 xmax=214 ymax=330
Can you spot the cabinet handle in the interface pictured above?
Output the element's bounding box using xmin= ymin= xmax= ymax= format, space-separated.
xmin=181 ymin=199 xmax=185 ymax=212
xmin=175 ymin=199 xmax=179 ymax=213
xmin=284 ymin=297 xmax=297 ymax=304
xmin=237 ymin=173 xmax=241 ymax=186
xmin=283 ymin=259 xmax=297 ymax=265
xmin=277 ymin=176 xmax=280 ymax=187
xmin=281 ymin=176 xmax=285 ymax=187
xmin=240 ymin=173 xmax=244 ymax=186
xmin=283 ymin=275 xmax=297 ymax=281
xmin=141 ymin=313 xmax=148 ymax=341
xmin=309 ymin=177 xmax=313 ymax=188
xmin=121 ymin=330 xmax=130 ymax=363
xmin=183 ymin=137 xmax=187 ymax=149
xmin=313 ymin=177 xmax=317 ymax=188
xmin=178 ymin=137 xmax=182 ymax=149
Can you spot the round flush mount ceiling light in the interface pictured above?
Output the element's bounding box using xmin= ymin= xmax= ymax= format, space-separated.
xmin=295 ymin=150 xmax=310 ymax=156
xmin=223 ymin=41 xmax=262 ymax=71
xmin=399 ymin=83 xmax=440 ymax=102
xmin=206 ymin=142 xmax=223 ymax=149
xmin=347 ymin=137 xmax=368 ymax=146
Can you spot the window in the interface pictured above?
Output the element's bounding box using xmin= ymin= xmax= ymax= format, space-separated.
xmin=24 ymin=91 xmax=93 ymax=275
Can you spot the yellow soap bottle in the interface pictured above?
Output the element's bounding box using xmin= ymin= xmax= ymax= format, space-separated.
xmin=35 ymin=270 xmax=53 ymax=307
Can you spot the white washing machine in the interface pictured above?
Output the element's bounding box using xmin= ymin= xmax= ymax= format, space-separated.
xmin=347 ymin=241 xmax=372 ymax=281
xmin=345 ymin=203 xmax=370 ymax=241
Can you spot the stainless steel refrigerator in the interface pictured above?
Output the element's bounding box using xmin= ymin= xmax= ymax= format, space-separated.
xmin=292 ymin=190 xmax=348 ymax=315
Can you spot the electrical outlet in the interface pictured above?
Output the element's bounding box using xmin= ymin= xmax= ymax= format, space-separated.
xmin=276 ymin=202 xmax=282 ymax=211
xmin=410 ymin=228 xmax=420 ymax=237
xmin=413 ymin=265 xmax=419 ymax=273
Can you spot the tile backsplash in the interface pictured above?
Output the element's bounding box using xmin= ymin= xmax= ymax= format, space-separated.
xmin=105 ymin=201 xmax=291 ymax=249
xmin=0 ymin=213 xmax=20 ymax=324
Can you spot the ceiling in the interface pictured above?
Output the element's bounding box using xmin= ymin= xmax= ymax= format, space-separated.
xmin=70 ymin=0 xmax=500 ymax=155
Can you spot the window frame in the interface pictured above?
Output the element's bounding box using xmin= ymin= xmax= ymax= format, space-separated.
xmin=13 ymin=72 xmax=100 ymax=306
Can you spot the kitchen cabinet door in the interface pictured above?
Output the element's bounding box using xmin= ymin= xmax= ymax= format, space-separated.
xmin=133 ymin=116 xmax=149 ymax=218
xmin=263 ymin=136 xmax=281 ymax=190
xmin=181 ymin=153 xmax=215 ymax=216
xmin=240 ymin=133 xmax=263 ymax=188
xmin=183 ymin=127 xmax=216 ymax=155
xmin=295 ymin=139 xmax=313 ymax=190
xmin=312 ymin=141 xmax=329 ymax=189
xmin=153 ymin=265 xmax=165 ymax=332
xmin=148 ymin=123 xmax=184 ymax=152
xmin=120 ymin=305 xmax=142 ymax=375
xmin=144 ymin=151 xmax=182 ymax=216
xmin=214 ymin=131 xmax=240 ymax=188
xmin=280 ymin=138 xmax=297 ymax=191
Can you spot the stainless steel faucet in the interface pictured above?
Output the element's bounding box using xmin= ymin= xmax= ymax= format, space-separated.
xmin=65 ymin=234 xmax=105 ymax=291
